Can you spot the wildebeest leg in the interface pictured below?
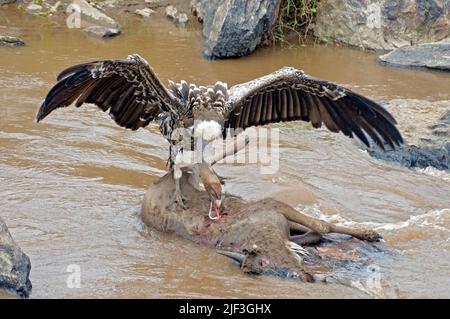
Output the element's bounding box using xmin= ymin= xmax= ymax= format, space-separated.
xmin=327 ymin=224 xmax=382 ymax=241
xmin=288 ymin=221 xmax=322 ymax=245
xmin=288 ymin=221 xmax=312 ymax=234
xmin=290 ymin=232 xmax=322 ymax=245
xmin=282 ymin=209 xmax=382 ymax=242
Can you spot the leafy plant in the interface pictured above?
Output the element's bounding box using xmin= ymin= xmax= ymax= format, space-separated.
xmin=30 ymin=0 xmax=44 ymax=5
xmin=271 ymin=0 xmax=320 ymax=45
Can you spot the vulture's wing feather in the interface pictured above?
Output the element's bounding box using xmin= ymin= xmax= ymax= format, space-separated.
xmin=224 ymin=67 xmax=403 ymax=150
xmin=36 ymin=54 xmax=182 ymax=130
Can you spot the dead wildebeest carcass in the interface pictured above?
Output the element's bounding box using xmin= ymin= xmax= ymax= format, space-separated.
xmin=141 ymin=164 xmax=383 ymax=284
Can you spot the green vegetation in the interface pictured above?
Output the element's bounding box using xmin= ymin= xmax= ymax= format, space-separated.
xmin=30 ymin=0 xmax=44 ymax=5
xmin=271 ymin=0 xmax=320 ymax=45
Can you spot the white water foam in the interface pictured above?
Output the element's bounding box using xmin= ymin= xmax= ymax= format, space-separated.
xmin=295 ymin=204 xmax=450 ymax=234
xmin=415 ymin=166 xmax=450 ymax=182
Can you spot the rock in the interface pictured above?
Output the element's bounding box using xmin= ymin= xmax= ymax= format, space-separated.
xmin=99 ymin=0 xmax=118 ymax=9
xmin=0 ymin=35 xmax=25 ymax=46
xmin=191 ymin=0 xmax=280 ymax=59
xmin=177 ymin=13 xmax=189 ymax=25
xmin=72 ymin=0 xmax=121 ymax=29
xmin=0 ymin=0 xmax=16 ymax=4
xmin=165 ymin=5 xmax=189 ymax=27
xmin=0 ymin=217 xmax=32 ymax=298
xmin=370 ymin=99 xmax=449 ymax=170
xmin=135 ymin=8 xmax=155 ymax=18
xmin=379 ymin=39 xmax=450 ymax=71
xmin=165 ymin=5 xmax=178 ymax=19
xmin=190 ymin=0 xmax=205 ymax=22
xmin=314 ymin=0 xmax=450 ymax=51
xmin=82 ymin=25 xmax=121 ymax=38
xmin=26 ymin=3 xmax=43 ymax=14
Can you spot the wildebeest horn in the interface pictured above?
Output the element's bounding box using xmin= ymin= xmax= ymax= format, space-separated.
xmin=216 ymin=250 xmax=245 ymax=265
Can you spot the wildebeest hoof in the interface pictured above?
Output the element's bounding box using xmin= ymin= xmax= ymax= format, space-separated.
xmin=357 ymin=229 xmax=383 ymax=242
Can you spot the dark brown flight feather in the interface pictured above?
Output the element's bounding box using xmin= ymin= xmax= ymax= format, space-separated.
xmin=36 ymin=54 xmax=181 ymax=131
xmin=224 ymin=67 xmax=403 ymax=150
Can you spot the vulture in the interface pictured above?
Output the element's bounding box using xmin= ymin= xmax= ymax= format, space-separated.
xmin=36 ymin=54 xmax=403 ymax=219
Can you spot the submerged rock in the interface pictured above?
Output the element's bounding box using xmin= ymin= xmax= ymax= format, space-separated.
xmin=135 ymin=8 xmax=155 ymax=18
xmin=72 ymin=0 xmax=121 ymax=29
xmin=0 ymin=217 xmax=32 ymax=298
xmin=370 ymin=99 xmax=449 ymax=170
xmin=379 ymin=39 xmax=450 ymax=71
xmin=314 ymin=0 xmax=450 ymax=50
xmin=83 ymin=25 xmax=121 ymax=38
xmin=165 ymin=5 xmax=178 ymax=19
xmin=26 ymin=3 xmax=43 ymax=14
xmin=0 ymin=35 xmax=25 ymax=46
xmin=191 ymin=0 xmax=280 ymax=59
xmin=165 ymin=5 xmax=188 ymax=27
xmin=177 ymin=13 xmax=189 ymax=26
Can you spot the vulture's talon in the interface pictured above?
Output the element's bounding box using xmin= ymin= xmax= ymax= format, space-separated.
xmin=173 ymin=192 xmax=187 ymax=210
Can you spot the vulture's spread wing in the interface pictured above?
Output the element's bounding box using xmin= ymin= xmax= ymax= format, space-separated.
xmin=224 ymin=67 xmax=403 ymax=150
xmin=36 ymin=54 xmax=182 ymax=130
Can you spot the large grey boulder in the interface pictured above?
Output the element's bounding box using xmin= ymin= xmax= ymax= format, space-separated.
xmin=370 ymin=99 xmax=449 ymax=170
xmin=191 ymin=0 xmax=280 ymax=59
xmin=379 ymin=39 xmax=450 ymax=71
xmin=314 ymin=0 xmax=450 ymax=50
xmin=0 ymin=218 xmax=32 ymax=298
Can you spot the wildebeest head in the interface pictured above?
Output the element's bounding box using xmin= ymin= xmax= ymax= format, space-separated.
xmin=217 ymin=244 xmax=315 ymax=282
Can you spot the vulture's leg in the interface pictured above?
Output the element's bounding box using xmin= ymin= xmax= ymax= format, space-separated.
xmin=172 ymin=165 xmax=187 ymax=209
xmin=169 ymin=144 xmax=187 ymax=210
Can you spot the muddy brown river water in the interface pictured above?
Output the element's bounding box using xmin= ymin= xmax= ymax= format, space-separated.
xmin=1 ymin=8 xmax=449 ymax=298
